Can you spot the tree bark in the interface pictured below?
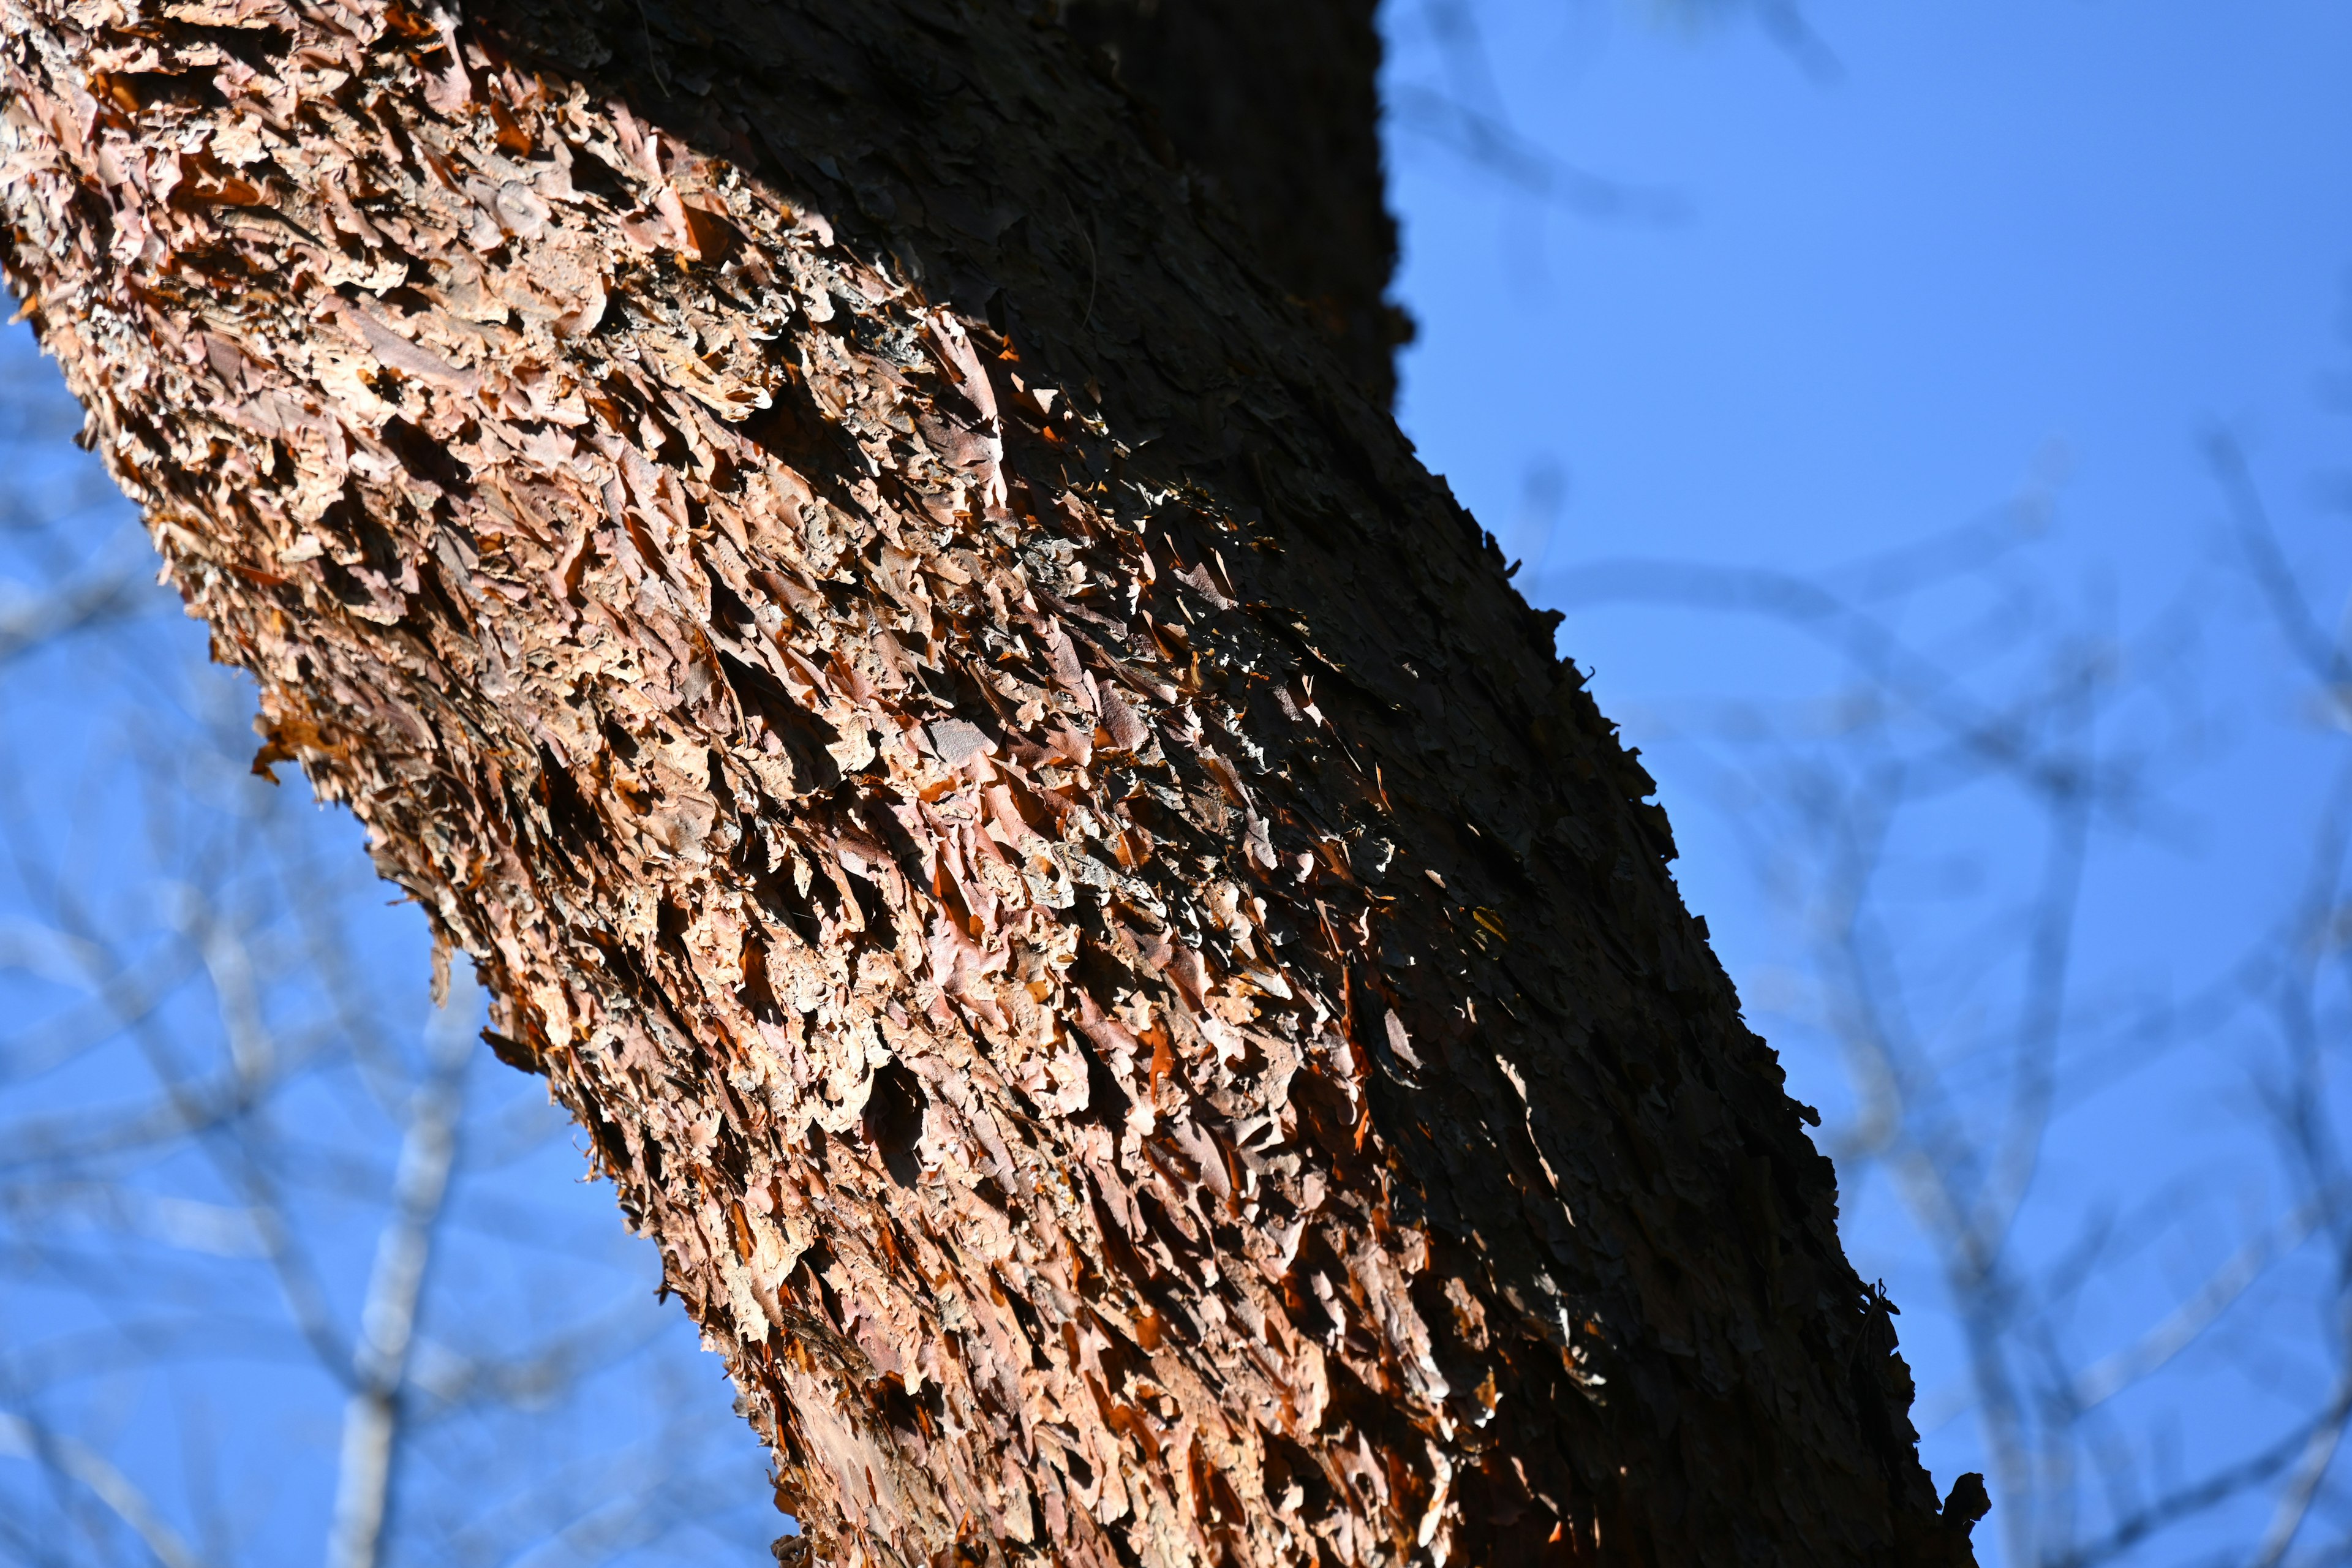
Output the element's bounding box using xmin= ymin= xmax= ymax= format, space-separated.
xmin=1060 ymin=0 xmax=1409 ymax=407
xmin=0 ymin=2 xmax=1982 ymax=1565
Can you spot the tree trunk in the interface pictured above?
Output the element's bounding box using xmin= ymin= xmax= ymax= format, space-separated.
xmin=1060 ymin=0 xmax=1409 ymax=408
xmin=0 ymin=2 xmax=1983 ymax=1564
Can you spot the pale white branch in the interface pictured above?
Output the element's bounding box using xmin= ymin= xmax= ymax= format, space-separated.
xmin=326 ymin=972 xmax=476 ymax=1568
xmin=0 ymin=1411 xmax=210 ymax=1568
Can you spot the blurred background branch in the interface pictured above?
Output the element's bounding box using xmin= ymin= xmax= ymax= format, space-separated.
xmin=1546 ymin=440 xmax=2351 ymax=1566
xmin=0 ymin=330 xmax=772 ymax=1568
xmin=1 ymin=4 xmax=2346 ymax=1567
xmin=1384 ymin=2 xmax=2352 ymax=1559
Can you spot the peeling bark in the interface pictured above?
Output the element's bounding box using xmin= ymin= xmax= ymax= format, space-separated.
xmin=0 ymin=2 xmax=1982 ymax=1564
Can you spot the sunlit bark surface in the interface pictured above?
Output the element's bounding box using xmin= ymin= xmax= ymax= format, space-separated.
xmin=0 ymin=1 xmax=1982 ymax=1563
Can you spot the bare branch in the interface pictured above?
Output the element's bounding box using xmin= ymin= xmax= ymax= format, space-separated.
xmin=0 ymin=1411 xmax=212 ymax=1568
xmin=327 ymin=974 xmax=477 ymax=1568
xmin=2071 ymin=1199 xmax=2329 ymax=1412
xmin=2252 ymin=1368 xmax=2352 ymax=1568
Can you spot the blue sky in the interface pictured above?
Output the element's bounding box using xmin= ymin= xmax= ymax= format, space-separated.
xmin=0 ymin=334 xmax=771 ymax=1566
xmin=3 ymin=5 xmax=2349 ymax=1564
xmin=1384 ymin=2 xmax=2352 ymax=1558
xmin=1392 ymin=1 xmax=2352 ymax=593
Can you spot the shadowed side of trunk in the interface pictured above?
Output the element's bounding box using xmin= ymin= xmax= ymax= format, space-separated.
xmin=0 ymin=1 xmax=1981 ymax=1564
xmin=1063 ymin=0 xmax=1410 ymax=405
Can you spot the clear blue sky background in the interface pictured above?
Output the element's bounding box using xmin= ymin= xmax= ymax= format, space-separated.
xmin=1383 ymin=1 xmax=2352 ymax=1557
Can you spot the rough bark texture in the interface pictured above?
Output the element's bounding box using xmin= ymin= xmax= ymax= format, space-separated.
xmin=0 ymin=2 xmax=1981 ymax=1565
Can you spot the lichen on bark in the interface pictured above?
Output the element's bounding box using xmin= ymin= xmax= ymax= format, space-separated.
xmin=0 ymin=1 xmax=1981 ymax=1564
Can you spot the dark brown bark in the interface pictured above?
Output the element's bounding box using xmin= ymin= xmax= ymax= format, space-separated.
xmin=1061 ymin=0 xmax=1409 ymax=405
xmin=0 ymin=2 xmax=1981 ymax=1564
